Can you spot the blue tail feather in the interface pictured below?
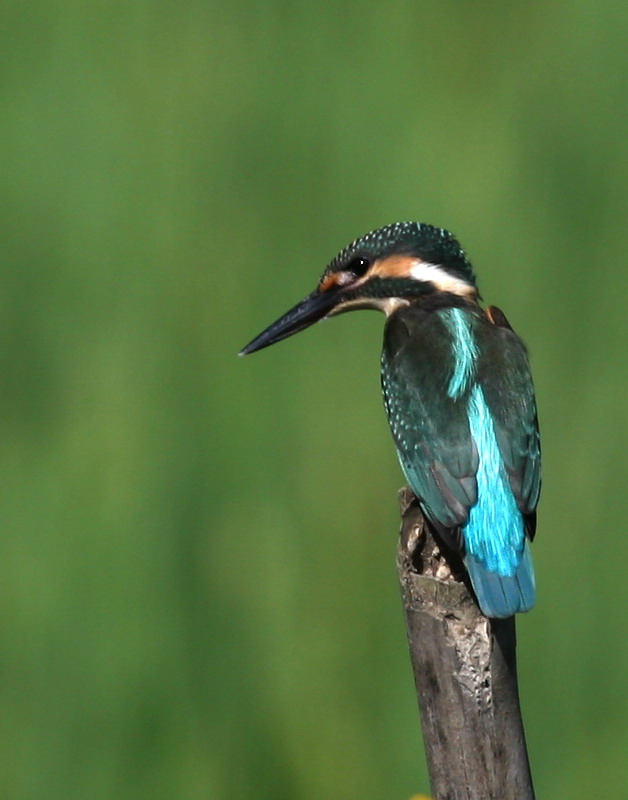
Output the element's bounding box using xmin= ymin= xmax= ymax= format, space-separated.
xmin=460 ymin=383 xmax=536 ymax=618
xmin=465 ymin=540 xmax=536 ymax=618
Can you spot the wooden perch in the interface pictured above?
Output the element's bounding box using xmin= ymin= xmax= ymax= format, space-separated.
xmin=397 ymin=487 xmax=536 ymax=800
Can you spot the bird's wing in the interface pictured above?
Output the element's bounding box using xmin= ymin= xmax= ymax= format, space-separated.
xmin=382 ymin=308 xmax=478 ymax=536
xmin=477 ymin=306 xmax=541 ymax=538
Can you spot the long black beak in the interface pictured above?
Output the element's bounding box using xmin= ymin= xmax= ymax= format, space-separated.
xmin=239 ymin=288 xmax=339 ymax=355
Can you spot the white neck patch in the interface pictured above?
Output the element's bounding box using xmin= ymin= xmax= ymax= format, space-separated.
xmin=409 ymin=260 xmax=476 ymax=299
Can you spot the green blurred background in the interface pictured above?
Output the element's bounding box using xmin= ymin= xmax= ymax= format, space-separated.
xmin=2 ymin=2 xmax=627 ymax=798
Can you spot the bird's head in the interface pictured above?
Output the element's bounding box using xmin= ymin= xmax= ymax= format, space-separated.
xmin=240 ymin=221 xmax=478 ymax=355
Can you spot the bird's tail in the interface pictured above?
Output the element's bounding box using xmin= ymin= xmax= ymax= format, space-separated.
xmin=464 ymin=540 xmax=536 ymax=618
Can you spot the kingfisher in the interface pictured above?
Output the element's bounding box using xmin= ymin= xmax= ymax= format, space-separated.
xmin=240 ymin=222 xmax=540 ymax=618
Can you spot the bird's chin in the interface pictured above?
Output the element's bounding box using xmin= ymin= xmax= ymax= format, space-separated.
xmin=327 ymin=297 xmax=409 ymax=317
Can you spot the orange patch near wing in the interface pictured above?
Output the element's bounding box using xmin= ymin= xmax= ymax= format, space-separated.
xmin=485 ymin=305 xmax=512 ymax=329
xmin=485 ymin=306 xmax=498 ymax=324
xmin=370 ymin=254 xmax=417 ymax=278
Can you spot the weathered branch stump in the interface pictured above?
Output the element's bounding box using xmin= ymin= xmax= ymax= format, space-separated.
xmin=397 ymin=487 xmax=535 ymax=800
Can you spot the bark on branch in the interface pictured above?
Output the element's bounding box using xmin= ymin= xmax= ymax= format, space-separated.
xmin=397 ymin=487 xmax=535 ymax=800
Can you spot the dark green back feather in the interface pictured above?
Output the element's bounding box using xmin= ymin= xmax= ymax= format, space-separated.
xmin=381 ymin=304 xmax=478 ymax=530
xmin=381 ymin=301 xmax=540 ymax=545
xmin=475 ymin=308 xmax=541 ymax=535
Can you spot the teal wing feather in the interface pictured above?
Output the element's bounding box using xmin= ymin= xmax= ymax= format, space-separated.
xmin=382 ymin=303 xmax=540 ymax=617
xmin=381 ymin=306 xmax=478 ymax=536
xmin=381 ymin=304 xmax=541 ymax=542
xmin=476 ymin=306 xmax=541 ymax=538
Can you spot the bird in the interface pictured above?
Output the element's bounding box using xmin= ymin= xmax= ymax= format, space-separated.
xmin=240 ymin=222 xmax=540 ymax=618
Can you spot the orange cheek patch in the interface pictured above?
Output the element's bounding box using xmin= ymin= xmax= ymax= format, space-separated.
xmin=370 ymin=254 xmax=417 ymax=278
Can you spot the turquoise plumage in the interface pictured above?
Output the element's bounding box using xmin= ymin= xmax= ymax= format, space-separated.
xmin=241 ymin=221 xmax=541 ymax=618
xmin=382 ymin=300 xmax=539 ymax=617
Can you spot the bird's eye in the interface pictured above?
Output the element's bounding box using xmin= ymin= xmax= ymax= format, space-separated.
xmin=347 ymin=257 xmax=371 ymax=277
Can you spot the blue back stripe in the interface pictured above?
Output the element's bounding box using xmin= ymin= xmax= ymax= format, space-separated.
xmin=442 ymin=308 xmax=478 ymax=399
xmin=463 ymin=386 xmax=524 ymax=576
xmin=442 ymin=308 xmax=524 ymax=577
